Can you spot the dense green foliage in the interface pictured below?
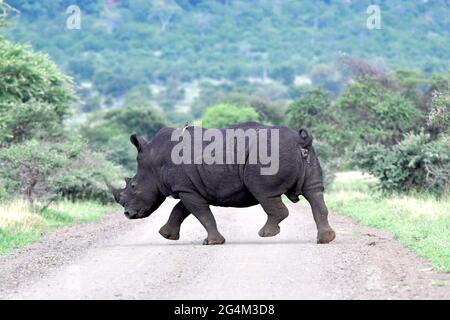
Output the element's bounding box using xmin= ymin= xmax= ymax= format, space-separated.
xmin=81 ymin=104 xmax=166 ymax=172
xmin=0 ymin=137 xmax=122 ymax=205
xmin=191 ymin=82 xmax=287 ymax=122
xmin=352 ymin=70 xmax=449 ymax=195
xmin=287 ymin=88 xmax=337 ymax=143
xmin=355 ymin=134 xmax=449 ymax=195
xmin=202 ymin=103 xmax=259 ymax=128
xmin=4 ymin=0 xmax=449 ymax=100
xmin=0 ymin=34 xmax=121 ymax=205
xmin=0 ymin=39 xmax=76 ymax=144
xmin=336 ymin=76 xmax=421 ymax=147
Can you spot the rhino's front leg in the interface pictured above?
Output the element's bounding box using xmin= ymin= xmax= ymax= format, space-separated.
xmin=159 ymin=201 xmax=190 ymax=240
xmin=303 ymin=191 xmax=336 ymax=244
xmin=179 ymin=192 xmax=225 ymax=245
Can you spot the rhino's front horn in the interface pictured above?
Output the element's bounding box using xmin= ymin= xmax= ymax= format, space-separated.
xmin=105 ymin=179 xmax=122 ymax=203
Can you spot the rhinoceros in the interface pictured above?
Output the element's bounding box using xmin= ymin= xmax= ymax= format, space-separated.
xmin=107 ymin=122 xmax=335 ymax=245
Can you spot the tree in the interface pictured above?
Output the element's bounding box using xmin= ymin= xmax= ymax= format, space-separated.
xmin=0 ymin=100 xmax=63 ymax=144
xmin=287 ymin=88 xmax=338 ymax=144
xmin=336 ymin=76 xmax=421 ymax=148
xmin=202 ymin=104 xmax=259 ymax=128
xmin=428 ymin=86 xmax=450 ymax=136
xmin=270 ymin=65 xmax=296 ymax=86
xmin=102 ymin=104 xmax=166 ymax=139
xmin=0 ymin=138 xmax=122 ymax=206
xmin=394 ymin=68 xmax=423 ymax=107
xmin=0 ymin=39 xmax=75 ymax=114
xmin=421 ymin=72 xmax=450 ymax=137
xmin=0 ymin=38 xmax=76 ymax=145
xmin=0 ymin=28 xmax=122 ymax=206
xmin=82 ymin=104 xmax=166 ymax=172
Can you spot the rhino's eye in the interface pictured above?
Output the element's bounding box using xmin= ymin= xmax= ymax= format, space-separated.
xmin=131 ymin=182 xmax=137 ymax=189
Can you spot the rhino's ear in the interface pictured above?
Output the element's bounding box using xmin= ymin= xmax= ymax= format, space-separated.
xmin=130 ymin=134 xmax=147 ymax=152
xmin=299 ymin=128 xmax=313 ymax=148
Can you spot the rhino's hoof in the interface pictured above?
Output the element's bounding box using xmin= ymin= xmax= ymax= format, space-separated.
xmin=202 ymin=236 xmax=226 ymax=245
xmin=317 ymin=229 xmax=336 ymax=244
xmin=258 ymin=225 xmax=280 ymax=237
xmin=159 ymin=225 xmax=180 ymax=240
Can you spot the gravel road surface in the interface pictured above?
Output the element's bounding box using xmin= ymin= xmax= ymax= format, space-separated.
xmin=1 ymin=199 xmax=449 ymax=299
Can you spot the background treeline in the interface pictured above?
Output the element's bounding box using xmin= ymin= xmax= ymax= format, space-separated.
xmin=4 ymin=0 xmax=450 ymax=111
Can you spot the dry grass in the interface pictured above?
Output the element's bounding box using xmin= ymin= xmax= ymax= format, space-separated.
xmin=387 ymin=196 xmax=450 ymax=220
xmin=0 ymin=201 xmax=47 ymax=234
xmin=0 ymin=199 xmax=113 ymax=255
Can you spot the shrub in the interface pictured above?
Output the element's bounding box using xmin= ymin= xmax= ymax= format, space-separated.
xmin=0 ymin=100 xmax=63 ymax=144
xmin=50 ymin=150 xmax=123 ymax=203
xmin=0 ymin=37 xmax=76 ymax=145
xmin=313 ymin=140 xmax=340 ymax=187
xmin=82 ymin=104 xmax=166 ymax=172
xmin=0 ymin=39 xmax=75 ymax=114
xmin=287 ymin=88 xmax=340 ymax=145
xmin=427 ymin=88 xmax=449 ymax=135
xmin=202 ymin=104 xmax=259 ymax=128
xmin=0 ymin=137 xmax=122 ymax=206
xmin=100 ymin=104 xmax=166 ymax=140
xmin=355 ymin=133 xmax=449 ymax=195
xmin=336 ymin=76 xmax=421 ymax=148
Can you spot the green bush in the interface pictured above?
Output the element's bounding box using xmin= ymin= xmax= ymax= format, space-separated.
xmin=313 ymin=140 xmax=340 ymax=187
xmin=101 ymin=104 xmax=166 ymax=139
xmin=0 ymin=137 xmax=122 ymax=205
xmin=336 ymin=76 xmax=421 ymax=147
xmin=0 ymin=37 xmax=76 ymax=145
xmin=202 ymin=104 xmax=259 ymax=128
xmin=427 ymin=87 xmax=449 ymax=135
xmin=49 ymin=150 xmax=122 ymax=203
xmin=0 ymin=100 xmax=63 ymax=144
xmin=81 ymin=104 xmax=166 ymax=172
xmin=355 ymin=133 xmax=449 ymax=195
xmin=0 ymin=39 xmax=75 ymax=114
xmin=287 ymin=88 xmax=340 ymax=145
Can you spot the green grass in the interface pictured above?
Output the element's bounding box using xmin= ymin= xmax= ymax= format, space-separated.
xmin=0 ymin=200 xmax=115 ymax=255
xmin=326 ymin=171 xmax=450 ymax=273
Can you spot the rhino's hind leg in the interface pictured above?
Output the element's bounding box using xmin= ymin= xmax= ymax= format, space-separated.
xmin=159 ymin=201 xmax=190 ymax=240
xmin=303 ymin=191 xmax=336 ymax=244
xmin=179 ymin=193 xmax=226 ymax=245
xmin=258 ymin=197 xmax=289 ymax=237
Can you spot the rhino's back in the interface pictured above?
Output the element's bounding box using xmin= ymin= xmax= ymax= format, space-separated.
xmin=146 ymin=123 xmax=304 ymax=206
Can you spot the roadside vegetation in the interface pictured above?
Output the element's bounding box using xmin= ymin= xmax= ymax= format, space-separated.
xmin=0 ymin=4 xmax=121 ymax=254
xmin=326 ymin=172 xmax=450 ymax=273
xmin=0 ymin=200 xmax=115 ymax=255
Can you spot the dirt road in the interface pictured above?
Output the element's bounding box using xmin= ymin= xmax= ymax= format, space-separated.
xmin=1 ymin=198 xmax=449 ymax=299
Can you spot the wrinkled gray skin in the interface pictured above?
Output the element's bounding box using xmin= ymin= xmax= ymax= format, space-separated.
xmin=108 ymin=122 xmax=335 ymax=245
